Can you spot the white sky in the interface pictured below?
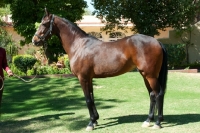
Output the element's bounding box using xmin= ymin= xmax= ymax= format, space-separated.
xmin=86 ymin=0 xmax=95 ymax=11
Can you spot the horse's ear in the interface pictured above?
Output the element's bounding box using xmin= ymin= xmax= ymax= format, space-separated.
xmin=45 ymin=8 xmax=49 ymax=16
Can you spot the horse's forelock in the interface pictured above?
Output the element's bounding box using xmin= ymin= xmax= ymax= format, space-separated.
xmin=41 ymin=13 xmax=51 ymax=22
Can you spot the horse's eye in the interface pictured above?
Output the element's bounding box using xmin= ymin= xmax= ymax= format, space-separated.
xmin=42 ymin=23 xmax=46 ymax=27
xmin=42 ymin=22 xmax=48 ymax=27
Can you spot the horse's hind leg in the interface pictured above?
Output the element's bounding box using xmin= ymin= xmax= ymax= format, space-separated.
xmin=141 ymin=76 xmax=165 ymax=128
xmin=141 ymin=77 xmax=158 ymax=127
xmin=142 ymin=92 xmax=156 ymax=127
xmin=146 ymin=78 xmax=165 ymax=129
xmin=153 ymin=89 xmax=164 ymax=129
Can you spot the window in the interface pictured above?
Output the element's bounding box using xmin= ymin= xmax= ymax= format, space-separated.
xmin=109 ymin=32 xmax=126 ymax=41
xmin=88 ymin=32 xmax=102 ymax=40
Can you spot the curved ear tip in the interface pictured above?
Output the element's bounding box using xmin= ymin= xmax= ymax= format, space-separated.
xmin=45 ymin=7 xmax=49 ymax=15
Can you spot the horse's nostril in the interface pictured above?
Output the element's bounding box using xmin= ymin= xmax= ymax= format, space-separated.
xmin=32 ymin=36 xmax=39 ymax=45
xmin=32 ymin=39 xmax=36 ymax=45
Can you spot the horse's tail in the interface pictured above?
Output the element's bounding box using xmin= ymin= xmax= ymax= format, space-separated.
xmin=158 ymin=42 xmax=168 ymax=94
xmin=154 ymin=42 xmax=168 ymax=115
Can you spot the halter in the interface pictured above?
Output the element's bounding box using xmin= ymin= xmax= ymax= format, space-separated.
xmin=34 ymin=14 xmax=55 ymax=43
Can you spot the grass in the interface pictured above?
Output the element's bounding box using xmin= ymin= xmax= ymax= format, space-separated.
xmin=0 ymin=72 xmax=200 ymax=133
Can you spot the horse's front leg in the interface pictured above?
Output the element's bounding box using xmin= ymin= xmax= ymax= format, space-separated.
xmin=79 ymin=77 xmax=99 ymax=131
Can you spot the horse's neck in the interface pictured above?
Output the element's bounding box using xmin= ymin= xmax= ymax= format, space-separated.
xmin=55 ymin=17 xmax=88 ymax=56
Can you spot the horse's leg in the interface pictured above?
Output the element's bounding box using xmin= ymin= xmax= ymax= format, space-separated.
xmin=153 ymin=89 xmax=164 ymax=129
xmin=89 ymin=79 xmax=99 ymax=126
xmin=141 ymin=77 xmax=157 ymax=127
xmin=88 ymin=79 xmax=99 ymax=127
xmin=79 ymin=77 xmax=99 ymax=131
xmin=144 ymin=77 xmax=164 ymax=129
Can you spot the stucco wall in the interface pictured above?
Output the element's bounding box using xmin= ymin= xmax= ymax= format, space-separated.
xmin=3 ymin=26 xmax=39 ymax=55
xmin=80 ymin=26 xmax=134 ymax=42
xmin=156 ymin=24 xmax=200 ymax=63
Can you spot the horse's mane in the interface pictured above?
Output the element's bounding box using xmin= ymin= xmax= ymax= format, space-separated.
xmin=60 ymin=17 xmax=88 ymax=36
xmin=52 ymin=15 xmax=99 ymax=40
xmin=42 ymin=14 xmax=91 ymax=37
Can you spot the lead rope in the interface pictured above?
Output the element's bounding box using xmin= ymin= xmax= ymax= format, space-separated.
xmin=0 ymin=72 xmax=38 ymax=91
xmin=13 ymin=73 xmax=37 ymax=83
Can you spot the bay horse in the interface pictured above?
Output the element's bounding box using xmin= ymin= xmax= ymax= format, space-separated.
xmin=32 ymin=9 xmax=168 ymax=131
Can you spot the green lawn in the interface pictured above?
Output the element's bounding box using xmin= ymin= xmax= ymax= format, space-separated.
xmin=0 ymin=72 xmax=200 ymax=133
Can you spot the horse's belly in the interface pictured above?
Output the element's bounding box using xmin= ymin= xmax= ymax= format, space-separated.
xmin=93 ymin=62 xmax=136 ymax=78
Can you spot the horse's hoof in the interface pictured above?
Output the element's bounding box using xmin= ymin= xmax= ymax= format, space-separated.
xmin=141 ymin=121 xmax=151 ymax=128
xmin=86 ymin=126 xmax=94 ymax=131
xmin=152 ymin=124 xmax=162 ymax=129
xmin=93 ymin=121 xmax=98 ymax=127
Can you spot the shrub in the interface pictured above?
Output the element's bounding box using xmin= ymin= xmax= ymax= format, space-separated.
xmin=10 ymin=63 xmax=26 ymax=76
xmin=35 ymin=65 xmax=71 ymax=75
xmin=64 ymin=55 xmax=71 ymax=71
xmin=13 ymin=55 xmax=37 ymax=75
xmin=58 ymin=54 xmax=71 ymax=71
xmin=164 ymin=44 xmax=186 ymax=69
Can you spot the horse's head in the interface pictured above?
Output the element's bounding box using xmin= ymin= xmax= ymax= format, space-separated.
xmin=32 ymin=8 xmax=54 ymax=46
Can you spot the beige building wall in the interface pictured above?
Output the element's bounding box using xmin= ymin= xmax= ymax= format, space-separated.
xmin=80 ymin=26 xmax=134 ymax=42
xmin=77 ymin=16 xmax=134 ymax=42
xmin=3 ymin=26 xmax=39 ymax=55
xmin=2 ymin=15 xmax=39 ymax=55
xmin=155 ymin=24 xmax=200 ymax=63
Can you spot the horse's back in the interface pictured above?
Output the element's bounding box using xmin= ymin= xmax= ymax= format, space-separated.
xmin=128 ymin=34 xmax=160 ymax=48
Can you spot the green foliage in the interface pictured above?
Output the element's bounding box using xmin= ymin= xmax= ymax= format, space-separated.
xmin=45 ymin=35 xmax=66 ymax=62
xmin=58 ymin=54 xmax=71 ymax=70
xmin=12 ymin=55 xmax=37 ymax=75
xmin=164 ymin=44 xmax=186 ymax=69
xmin=84 ymin=8 xmax=92 ymax=15
xmin=0 ymin=4 xmax=10 ymax=15
xmin=36 ymin=66 xmax=71 ymax=75
xmin=9 ymin=63 xmax=25 ymax=76
xmin=92 ymin=0 xmax=200 ymax=36
xmin=0 ymin=27 xmax=11 ymax=48
xmin=25 ymin=48 xmax=36 ymax=56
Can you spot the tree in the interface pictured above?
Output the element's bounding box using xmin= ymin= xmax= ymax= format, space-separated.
xmin=2 ymin=0 xmax=87 ymax=62
xmin=92 ymin=0 xmax=200 ymax=37
xmin=0 ymin=3 xmax=10 ymax=15
xmin=84 ymin=8 xmax=92 ymax=15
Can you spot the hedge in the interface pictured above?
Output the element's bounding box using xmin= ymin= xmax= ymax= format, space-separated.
xmin=164 ymin=43 xmax=186 ymax=69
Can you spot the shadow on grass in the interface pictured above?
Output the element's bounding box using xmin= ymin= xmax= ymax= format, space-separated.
xmin=95 ymin=113 xmax=200 ymax=130
xmin=0 ymin=77 xmax=81 ymax=115
xmin=0 ymin=77 xmax=125 ymax=132
xmin=0 ymin=112 xmax=75 ymax=133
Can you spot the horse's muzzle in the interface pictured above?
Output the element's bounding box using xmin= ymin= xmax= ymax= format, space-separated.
xmin=32 ymin=41 xmax=40 ymax=46
xmin=32 ymin=36 xmax=42 ymax=46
